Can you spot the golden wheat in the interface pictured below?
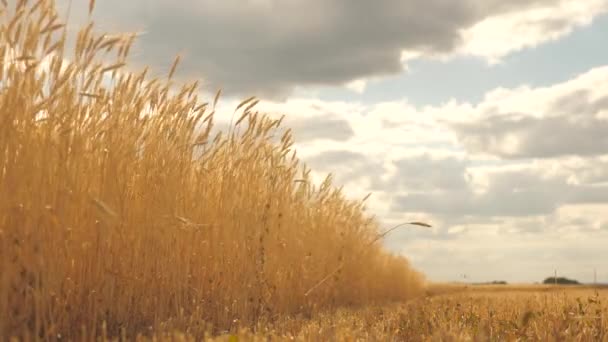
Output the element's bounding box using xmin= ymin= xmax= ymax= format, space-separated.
xmin=0 ymin=1 xmax=424 ymax=339
xmin=198 ymin=285 xmax=608 ymax=341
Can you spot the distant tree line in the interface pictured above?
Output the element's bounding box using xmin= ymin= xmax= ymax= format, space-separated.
xmin=543 ymin=277 xmax=580 ymax=285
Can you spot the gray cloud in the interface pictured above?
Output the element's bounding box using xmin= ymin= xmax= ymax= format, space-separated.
xmin=306 ymin=150 xmax=365 ymax=166
xmin=391 ymin=165 xmax=608 ymax=218
xmin=286 ymin=117 xmax=354 ymax=142
xmin=55 ymin=0 xmax=577 ymax=97
xmin=304 ymin=152 xmax=473 ymax=193
xmin=452 ymin=92 xmax=608 ymax=159
xmin=301 ymin=149 xmax=608 ymax=223
xmin=305 ymin=150 xmax=384 ymax=186
xmin=473 ymin=0 xmax=561 ymax=15
xmin=569 ymin=158 xmax=608 ymax=184
xmin=384 ymin=155 xmax=471 ymax=192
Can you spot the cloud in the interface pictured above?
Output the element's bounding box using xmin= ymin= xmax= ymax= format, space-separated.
xmin=384 ymin=155 xmax=471 ymax=192
xmin=565 ymin=156 xmax=608 ymax=184
xmin=459 ymin=0 xmax=608 ymax=62
xmin=448 ymin=66 xmax=608 ymax=159
xmin=392 ymin=165 xmax=554 ymax=218
xmin=305 ymin=150 xmax=385 ymax=188
xmin=254 ymin=99 xmax=365 ymax=143
xmin=285 ymin=117 xmax=354 ymax=142
xmin=453 ymin=113 xmax=608 ymax=158
xmin=55 ymin=0 xmax=608 ymax=97
xmin=391 ymin=162 xmax=608 ymax=219
xmin=344 ymin=79 xmax=367 ymax=94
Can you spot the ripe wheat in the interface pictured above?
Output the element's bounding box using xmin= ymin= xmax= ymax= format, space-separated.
xmin=0 ymin=1 xmax=424 ymax=339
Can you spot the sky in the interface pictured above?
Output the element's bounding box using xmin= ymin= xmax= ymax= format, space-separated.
xmin=57 ymin=0 xmax=608 ymax=284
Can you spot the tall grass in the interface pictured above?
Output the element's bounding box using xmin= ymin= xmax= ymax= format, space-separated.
xmin=0 ymin=0 xmax=424 ymax=339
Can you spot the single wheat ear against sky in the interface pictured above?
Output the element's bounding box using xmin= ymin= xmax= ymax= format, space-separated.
xmin=55 ymin=0 xmax=608 ymax=283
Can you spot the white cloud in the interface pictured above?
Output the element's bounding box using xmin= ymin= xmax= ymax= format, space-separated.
xmin=446 ymin=66 xmax=608 ymax=158
xmin=460 ymin=0 xmax=608 ymax=62
xmin=344 ymin=79 xmax=367 ymax=94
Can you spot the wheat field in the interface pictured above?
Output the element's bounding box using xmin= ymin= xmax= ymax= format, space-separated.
xmin=0 ymin=0 xmax=424 ymax=339
xmin=197 ymin=285 xmax=608 ymax=341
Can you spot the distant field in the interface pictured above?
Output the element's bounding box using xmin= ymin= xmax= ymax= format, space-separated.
xmin=195 ymin=285 xmax=608 ymax=341
xmin=426 ymin=282 xmax=608 ymax=296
